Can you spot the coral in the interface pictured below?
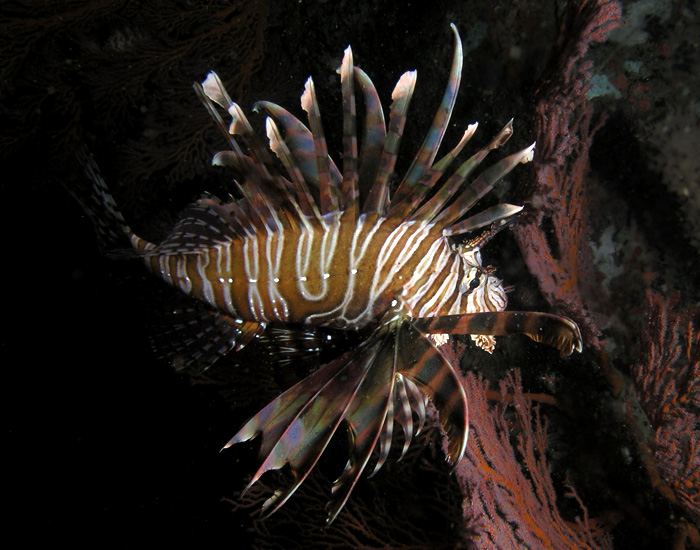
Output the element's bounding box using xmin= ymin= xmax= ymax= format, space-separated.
xmin=457 ymin=370 xmax=612 ymax=550
xmin=512 ymin=0 xmax=622 ymax=347
xmin=631 ymin=290 xmax=700 ymax=526
xmin=0 ymin=0 xmax=270 ymax=216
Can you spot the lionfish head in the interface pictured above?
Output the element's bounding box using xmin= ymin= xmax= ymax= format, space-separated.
xmin=456 ymin=243 xmax=507 ymax=353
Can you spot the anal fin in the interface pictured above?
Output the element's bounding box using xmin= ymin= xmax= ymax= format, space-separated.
xmin=152 ymin=305 xmax=263 ymax=371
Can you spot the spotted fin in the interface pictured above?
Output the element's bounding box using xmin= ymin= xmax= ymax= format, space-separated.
xmin=143 ymin=195 xmax=238 ymax=256
xmin=224 ymin=319 xmax=468 ymax=525
xmin=72 ymin=150 xmax=152 ymax=256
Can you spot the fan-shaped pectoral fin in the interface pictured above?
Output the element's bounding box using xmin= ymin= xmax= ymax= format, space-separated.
xmin=325 ymin=324 xmax=400 ymax=524
xmin=223 ymin=350 xmax=355 ymax=515
xmin=396 ymin=321 xmax=469 ymax=468
xmin=224 ymin=324 xmax=399 ymax=524
xmin=412 ymin=311 xmax=584 ymax=356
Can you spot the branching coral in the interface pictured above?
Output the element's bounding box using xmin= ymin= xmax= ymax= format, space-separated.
xmin=457 ymin=369 xmax=613 ymax=550
xmin=631 ymin=290 xmax=700 ymax=532
xmin=1 ymin=0 xmax=270 ymax=216
xmin=512 ymin=0 xmax=621 ymax=347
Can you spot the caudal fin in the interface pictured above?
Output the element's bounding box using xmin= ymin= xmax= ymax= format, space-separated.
xmin=70 ymin=150 xmax=143 ymax=255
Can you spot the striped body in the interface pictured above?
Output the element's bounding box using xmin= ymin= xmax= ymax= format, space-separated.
xmin=79 ymin=24 xmax=583 ymax=525
xmin=140 ymin=210 xmax=504 ymax=329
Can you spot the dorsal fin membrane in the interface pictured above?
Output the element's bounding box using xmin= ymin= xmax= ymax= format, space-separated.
xmin=392 ymin=23 xmax=463 ymax=207
xmin=354 ymin=67 xmax=386 ymax=209
xmin=196 ymin=73 xmax=244 ymax=157
xmin=339 ymin=47 xmax=359 ymax=219
xmin=362 ymin=70 xmax=417 ymax=215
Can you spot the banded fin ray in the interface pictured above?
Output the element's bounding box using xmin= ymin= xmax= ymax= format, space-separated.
xmin=353 ymin=67 xmax=386 ymax=210
xmin=201 ymin=72 xmax=277 ymax=179
xmin=397 ymin=320 xmax=468 ymax=466
xmin=254 ymin=100 xmax=342 ymax=201
xmin=387 ymin=124 xmax=477 ymax=222
xmin=326 ymin=325 xmax=400 ymax=523
xmin=391 ymin=23 xmax=463 ymax=208
xmin=339 ymin=46 xmax=359 ymax=218
xmin=391 ymin=374 xmax=426 ymax=460
xmin=226 ymin=318 xmax=469 ymax=525
xmin=408 ymin=120 xmax=514 ymax=224
xmin=433 ymin=141 xmax=535 ymax=228
xmin=444 ymin=203 xmax=523 ymax=237
xmin=362 ymin=69 xmax=417 ymax=215
xmin=301 ymin=77 xmax=342 ymax=215
xmin=412 ymin=311 xmax=584 ymax=355
xmin=264 ymin=116 xmax=322 ymax=221
xmin=225 ymin=328 xmax=394 ymax=519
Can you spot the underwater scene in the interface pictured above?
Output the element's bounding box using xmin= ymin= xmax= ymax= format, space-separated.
xmin=4 ymin=0 xmax=698 ymax=548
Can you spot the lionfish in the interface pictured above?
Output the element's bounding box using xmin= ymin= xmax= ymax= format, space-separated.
xmin=79 ymin=24 xmax=582 ymax=524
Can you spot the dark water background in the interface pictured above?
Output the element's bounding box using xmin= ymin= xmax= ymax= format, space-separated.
xmin=4 ymin=0 xmax=699 ymax=547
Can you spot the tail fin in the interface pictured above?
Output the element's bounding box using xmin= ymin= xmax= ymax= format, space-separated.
xmin=224 ymin=319 xmax=468 ymax=524
xmin=70 ymin=150 xmax=137 ymax=255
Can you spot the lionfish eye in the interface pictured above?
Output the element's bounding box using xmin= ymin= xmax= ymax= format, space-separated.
xmin=460 ymin=276 xmax=481 ymax=294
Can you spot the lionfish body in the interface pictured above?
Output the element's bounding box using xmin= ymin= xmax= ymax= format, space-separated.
xmin=80 ymin=25 xmax=582 ymax=523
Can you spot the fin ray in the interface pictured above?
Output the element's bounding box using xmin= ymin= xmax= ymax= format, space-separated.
xmin=391 ymin=23 xmax=463 ymax=208
xmin=398 ymin=322 xmax=468 ymax=466
xmin=354 ymin=67 xmax=387 ymax=208
xmin=362 ymin=70 xmax=417 ymax=215
xmin=412 ymin=311 xmax=583 ymax=355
